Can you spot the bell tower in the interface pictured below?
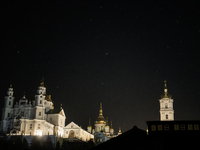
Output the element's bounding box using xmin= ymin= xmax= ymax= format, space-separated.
xmin=159 ymin=80 xmax=174 ymax=121
xmin=2 ymin=84 xmax=14 ymax=119
xmin=35 ymin=79 xmax=46 ymax=106
xmin=1 ymin=84 xmax=15 ymax=132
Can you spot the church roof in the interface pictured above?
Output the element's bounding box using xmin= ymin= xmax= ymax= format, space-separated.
xmin=46 ymin=109 xmax=61 ymax=114
xmin=64 ymin=121 xmax=80 ymax=129
xmin=46 ymin=108 xmax=66 ymax=117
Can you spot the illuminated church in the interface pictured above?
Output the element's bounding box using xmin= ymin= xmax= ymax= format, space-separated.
xmin=0 ymin=82 xmax=93 ymax=141
xmin=87 ymin=103 xmax=122 ymax=144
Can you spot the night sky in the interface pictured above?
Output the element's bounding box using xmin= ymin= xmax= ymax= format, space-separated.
xmin=1 ymin=1 xmax=200 ymax=132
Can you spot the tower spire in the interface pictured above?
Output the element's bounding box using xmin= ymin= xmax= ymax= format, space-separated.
xmin=106 ymin=117 xmax=109 ymax=126
xmin=95 ymin=103 xmax=106 ymax=124
xmin=161 ymin=80 xmax=171 ymax=98
xmin=99 ymin=103 xmax=103 ymax=116
xmin=22 ymin=91 xmax=26 ymax=99
xmin=110 ymin=121 xmax=113 ymax=129
xmin=40 ymin=77 xmax=45 ymax=87
xmin=164 ymin=80 xmax=168 ymax=94
xmin=88 ymin=118 xmax=92 ymax=126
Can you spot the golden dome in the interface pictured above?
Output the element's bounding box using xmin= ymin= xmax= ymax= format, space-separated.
xmin=160 ymin=80 xmax=172 ymax=99
xmin=95 ymin=103 xmax=106 ymax=124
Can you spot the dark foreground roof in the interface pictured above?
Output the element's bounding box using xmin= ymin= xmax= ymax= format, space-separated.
xmin=91 ymin=126 xmax=148 ymax=150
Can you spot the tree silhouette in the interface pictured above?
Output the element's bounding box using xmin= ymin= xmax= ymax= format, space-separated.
xmin=56 ymin=141 xmax=61 ymax=150
xmin=30 ymin=136 xmax=43 ymax=150
xmin=43 ymin=135 xmax=53 ymax=150
xmin=22 ymin=137 xmax=29 ymax=150
xmin=4 ymin=136 xmax=29 ymax=150
xmin=0 ymin=135 xmax=9 ymax=150
xmin=61 ymin=140 xmax=69 ymax=150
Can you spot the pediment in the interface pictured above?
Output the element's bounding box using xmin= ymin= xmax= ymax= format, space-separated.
xmin=65 ymin=121 xmax=80 ymax=129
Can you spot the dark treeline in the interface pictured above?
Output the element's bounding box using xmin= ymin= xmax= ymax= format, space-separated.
xmin=0 ymin=136 xmax=29 ymax=150
xmin=0 ymin=135 xmax=94 ymax=150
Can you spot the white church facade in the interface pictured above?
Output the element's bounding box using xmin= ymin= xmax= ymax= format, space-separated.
xmin=64 ymin=122 xmax=94 ymax=141
xmin=0 ymin=82 xmax=93 ymax=141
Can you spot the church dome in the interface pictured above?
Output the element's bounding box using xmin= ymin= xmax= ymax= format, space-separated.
xmin=95 ymin=103 xmax=106 ymax=124
xmin=95 ymin=115 xmax=107 ymax=124
xmin=160 ymin=80 xmax=172 ymax=99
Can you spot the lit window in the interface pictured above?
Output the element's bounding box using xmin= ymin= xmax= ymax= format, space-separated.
xmin=188 ymin=124 xmax=193 ymax=130
xmin=164 ymin=125 xmax=169 ymax=130
xmin=174 ymin=124 xmax=179 ymax=130
xmin=180 ymin=124 xmax=185 ymax=130
xmin=194 ymin=124 xmax=199 ymax=130
xmin=158 ymin=125 xmax=162 ymax=131
xmin=151 ymin=125 xmax=156 ymax=131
